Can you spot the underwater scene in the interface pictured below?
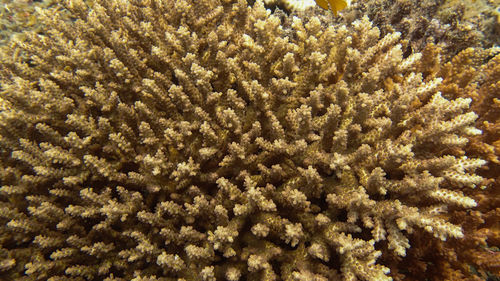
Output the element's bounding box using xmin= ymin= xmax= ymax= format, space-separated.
xmin=0 ymin=0 xmax=499 ymax=280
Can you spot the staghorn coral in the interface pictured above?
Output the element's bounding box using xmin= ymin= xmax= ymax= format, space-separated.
xmin=433 ymin=45 xmax=500 ymax=281
xmin=0 ymin=0 xmax=491 ymax=280
xmin=276 ymin=0 xmax=499 ymax=60
xmin=380 ymin=44 xmax=500 ymax=281
xmin=340 ymin=0 xmax=500 ymax=60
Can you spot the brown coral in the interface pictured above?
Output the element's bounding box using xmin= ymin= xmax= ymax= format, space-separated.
xmin=380 ymin=44 xmax=500 ymax=281
xmin=330 ymin=0 xmax=499 ymax=60
xmin=0 ymin=0 xmax=493 ymax=280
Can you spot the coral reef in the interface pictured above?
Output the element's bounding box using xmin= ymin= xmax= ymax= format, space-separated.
xmin=277 ymin=0 xmax=500 ymax=60
xmin=434 ymin=45 xmax=500 ymax=281
xmin=343 ymin=0 xmax=500 ymax=59
xmin=0 ymin=0 xmax=495 ymax=280
xmin=0 ymin=0 xmax=63 ymax=45
xmin=378 ymin=44 xmax=500 ymax=281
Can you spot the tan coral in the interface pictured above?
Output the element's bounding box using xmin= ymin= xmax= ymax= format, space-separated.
xmin=0 ymin=0 xmax=492 ymax=280
xmin=380 ymin=44 xmax=500 ymax=281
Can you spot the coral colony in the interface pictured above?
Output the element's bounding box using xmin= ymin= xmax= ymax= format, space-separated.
xmin=0 ymin=0 xmax=498 ymax=280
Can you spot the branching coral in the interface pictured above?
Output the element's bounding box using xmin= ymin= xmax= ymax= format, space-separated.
xmin=0 ymin=0 xmax=70 ymax=45
xmin=380 ymin=44 xmax=500 ymax=281
xmin=433 ymin=45 xmax=500 ymax=281
xmin=300 ymin=0 xmax=499 ymax=60
xmin=0 ymin=0 xmax=492 ymax=280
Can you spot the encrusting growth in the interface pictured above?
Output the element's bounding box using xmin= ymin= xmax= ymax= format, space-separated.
xmin=0 ymin=0 xmax=493 ymax=280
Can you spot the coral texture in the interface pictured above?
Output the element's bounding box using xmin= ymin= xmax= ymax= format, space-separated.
xmin=378 ymin=44 xmax=500 ymax=281
xmin=0 ymin=0 xmax=63 ymax=45
xmin=432 ymin=45 xmax=500 ymax=281
xmin=340 ymin=0 xmax=500 ymax=59
xmin=0 ymin=0 xmax=490 ymax=280
xmin=277 ymin=0 xmax=499 ymax=60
